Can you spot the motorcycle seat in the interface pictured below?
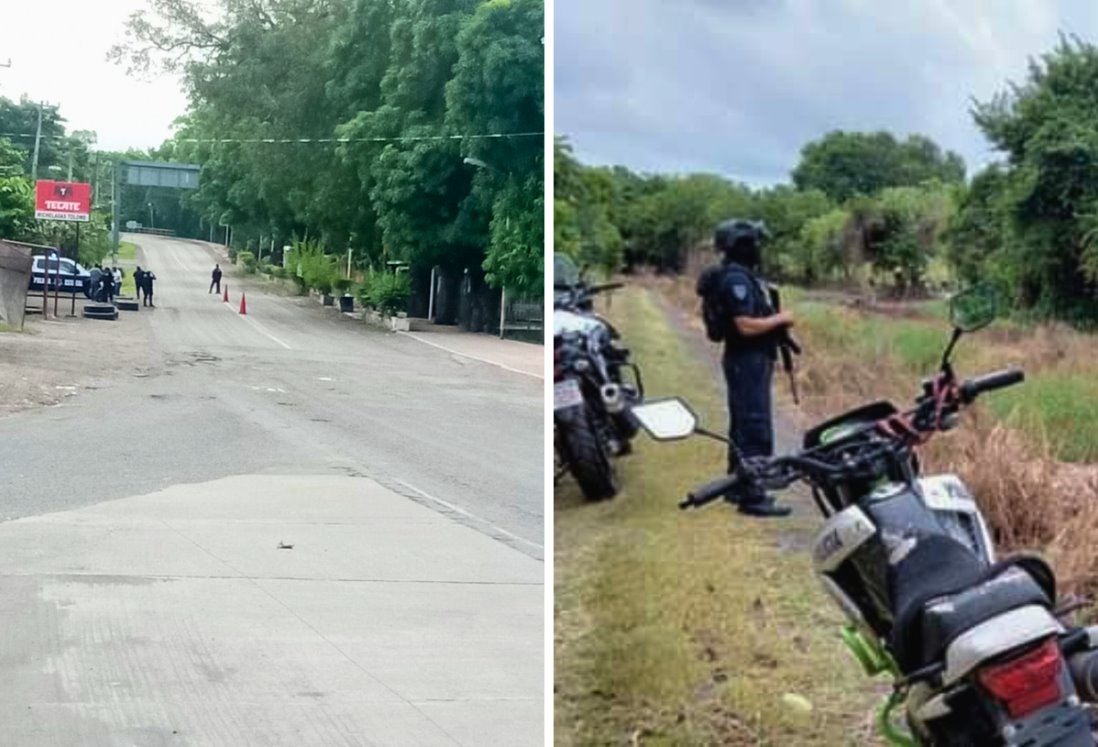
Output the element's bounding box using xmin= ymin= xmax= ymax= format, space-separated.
xmin=890 ymin=537 xmax=1055 ymax=673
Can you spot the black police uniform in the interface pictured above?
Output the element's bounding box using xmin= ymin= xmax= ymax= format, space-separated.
xmin=720 ymin=260 xmax=777 ymax=490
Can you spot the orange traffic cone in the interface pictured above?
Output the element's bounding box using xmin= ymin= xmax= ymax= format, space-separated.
xmin=239 ymin=292 xmax=247 ymax=315
xmin=223 ymin=285 xmax=229 ymax=303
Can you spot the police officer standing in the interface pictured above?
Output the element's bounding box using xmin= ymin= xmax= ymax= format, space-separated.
xmin=713 ymin=219 xmax=794 ymax=517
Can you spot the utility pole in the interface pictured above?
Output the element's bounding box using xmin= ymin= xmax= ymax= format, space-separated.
xmin=92 ymin=152 xmax=99 ymax=207
xmin=30 ymin=102 xmax=43 ymax=183
xmin=66 ymin=148 xmax=73 ymax=182
xmin=111 ymin=159 xmax=120 ymax=260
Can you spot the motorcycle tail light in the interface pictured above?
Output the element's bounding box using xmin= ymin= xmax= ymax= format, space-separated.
xmin=977 ymin=637 xmax=1063 ymax=718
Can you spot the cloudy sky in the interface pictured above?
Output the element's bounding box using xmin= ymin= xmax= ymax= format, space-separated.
xmin=0 ymin=0 xmax=187 ymax=151
xmin=556 ymin=0 xmax=1098 ymax=185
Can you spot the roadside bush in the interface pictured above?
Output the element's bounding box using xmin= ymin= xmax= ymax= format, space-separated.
xmin=238 ymin=251 xmax=257 ymax=273
xmin=312 ymin=266 xmax=335 ymax=295
xmin=333 ymin=278 xmax=353 ymax=296
xmin=228 ymin=246 xmax=239 ymax=263
xmin=359 ymin=272 xmax=411 ymax=316
xmin=291 ymin=242 xmax=338 ymax=294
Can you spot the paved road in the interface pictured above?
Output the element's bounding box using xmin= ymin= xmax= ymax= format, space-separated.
xmin=1 ymin=234 xmax=543 ymax=554
xmin=0 ymin=235 xmax=545 ymax=745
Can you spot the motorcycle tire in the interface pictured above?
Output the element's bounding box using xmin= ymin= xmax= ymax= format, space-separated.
xmin=558 ymin=406 xmax=619 ymax=501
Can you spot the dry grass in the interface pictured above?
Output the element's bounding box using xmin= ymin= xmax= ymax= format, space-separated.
xmin=936 ymin=419 xmax=1098 ymax=596
xmin=639 ymin=260 xmax=1098 ymax=598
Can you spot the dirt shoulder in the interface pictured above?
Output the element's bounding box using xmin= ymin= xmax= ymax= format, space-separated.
xmin=0 ymin=301 xmax=158 ymax=418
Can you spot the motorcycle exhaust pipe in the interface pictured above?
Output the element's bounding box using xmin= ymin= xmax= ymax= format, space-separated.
xmin=601 ymin=383 xmax=625 ymax=414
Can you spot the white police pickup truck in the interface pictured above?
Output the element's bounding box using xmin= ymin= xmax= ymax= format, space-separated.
xmin=28 ymin=255 xmax=94 ymax=298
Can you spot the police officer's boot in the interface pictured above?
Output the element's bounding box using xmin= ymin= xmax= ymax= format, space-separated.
xmin=737 ymin=490 xmax=792 ymax=518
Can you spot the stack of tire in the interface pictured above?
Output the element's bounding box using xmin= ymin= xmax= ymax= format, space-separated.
xmin=115 ymin=296 xmax=140 ymax=312
xmin=83 ymin=303 xmax=118 ymax=321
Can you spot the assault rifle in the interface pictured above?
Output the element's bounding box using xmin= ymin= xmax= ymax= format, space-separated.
xmin=768 ymin=284 xmax=801 ymax=405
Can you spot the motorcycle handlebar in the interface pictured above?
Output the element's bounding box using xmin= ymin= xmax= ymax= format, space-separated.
xmin=680 ymin=368 xmax=1024 ymax=511
xmin=960 ymin=368 xmax=1024 ymax=403
xmin=681 ymin=474 xmax=739 ymax=509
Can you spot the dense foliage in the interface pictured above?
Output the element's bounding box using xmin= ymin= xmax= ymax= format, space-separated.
xmin=962 ymin=36 xmax=1098 ymax=324
xmin=555 ymin=136 xmax=957 ymax=292
xmin=111 ymin=0 xmax=544 ymax=294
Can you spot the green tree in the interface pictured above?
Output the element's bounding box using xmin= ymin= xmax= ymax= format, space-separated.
xmin=947 ymin=165 xmax=1010 ymax=285
xmin=796 ymin=207 xmax=849 ymax=284
xmin=753 ymin=185 xmax=833 ymax=277
xmin=447 ymin=0 xmax=544 ymax=294
xmin=972 ymin=35 xmax=1098 ymax=322
xmin=553 ymin=139 xmax=623 ymax=272
xmin=792 ymin=130 xmax=965 ymax=203
xmin=114 ymin=0 xmax=544 ymax=295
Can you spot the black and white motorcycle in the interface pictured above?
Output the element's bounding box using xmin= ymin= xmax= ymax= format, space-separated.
xmin=553 ymin=254 xmax=643 ymax=501
xmin=630 ymin=287 xmax=1098 ymax=745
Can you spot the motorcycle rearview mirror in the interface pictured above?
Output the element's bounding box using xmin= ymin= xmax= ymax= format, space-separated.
xmin=631 ymin=398 xmax=699 ymax=441
xmin=941 ymin=284 xmax=1000 ymax=370
xmin=949 ymin=284 xmax=999 ymax=334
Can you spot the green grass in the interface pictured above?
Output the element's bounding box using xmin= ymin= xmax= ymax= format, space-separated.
xmin=555 ymin=287 xmax=883 ymax=746
xmin=989 ymin=373 xmax=1098 ymax=463
xmin=792 ymin=296 xmax=1098 ymax=463
xmin=117 ymin=241 xmax=138 ymax=261
xmin=795 ymin=301 xmax=949 ymax=373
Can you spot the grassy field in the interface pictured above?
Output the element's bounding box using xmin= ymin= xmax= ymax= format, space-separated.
xmin=790 ymin=297 xmax=1098 ymax=463
xmin=555 ymin=287 xmax=885 ymax=746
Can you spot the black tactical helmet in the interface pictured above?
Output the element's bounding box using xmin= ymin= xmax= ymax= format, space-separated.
xmin=714 ymin=219 xmax=767 ymax=253
xmin=714 ymin=219 xmax=768 ymax=268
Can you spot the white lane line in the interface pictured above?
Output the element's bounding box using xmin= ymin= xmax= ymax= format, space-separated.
xmin=221 ymin=301 xmax=293 ymax=350
xmin=393 ymin=478 xmax=544 ymax=553
xmin=396 ymin=331 xmax=542 ymax=380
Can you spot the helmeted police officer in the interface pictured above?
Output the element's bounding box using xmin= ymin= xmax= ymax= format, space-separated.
xmin=714 ymin=219 xmax=794 ymax=517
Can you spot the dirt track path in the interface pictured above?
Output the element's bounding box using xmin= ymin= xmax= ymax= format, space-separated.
xmin=554 ymin=286 xmax=881 ymax=746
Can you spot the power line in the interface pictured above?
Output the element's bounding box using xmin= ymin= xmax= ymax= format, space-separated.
xmin=0 ymin=131 xmax=544 ymax=144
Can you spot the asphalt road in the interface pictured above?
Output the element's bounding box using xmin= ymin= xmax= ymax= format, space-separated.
xmin=0 ymin=234 xmax=544 ymax=556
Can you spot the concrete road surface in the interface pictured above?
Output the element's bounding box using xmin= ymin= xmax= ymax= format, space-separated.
xmin=0 ymin=235 xmax=544 ymax=745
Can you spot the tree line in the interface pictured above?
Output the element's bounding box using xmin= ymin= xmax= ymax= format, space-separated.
xmin=556 ymin=36 xmax=1098 ymax=326
xmin=113 ymin=0 xmax=544 ymax=297
xmin=2 ymin=0 xmax=545 ymax=300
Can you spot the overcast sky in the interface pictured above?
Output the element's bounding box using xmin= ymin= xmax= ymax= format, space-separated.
xmin=556 ymin=0 xmax=1098 ymax=185
xmin=0 ymin=0 xmax=187 ymax=152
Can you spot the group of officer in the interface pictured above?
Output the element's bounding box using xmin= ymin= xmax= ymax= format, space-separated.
xmin=89 ymin=266 xmax=158 ymax=307
xmin=90 ymin=266 xmax=122 ymax=303
xmin=708 ymin=219 xmax=795 ymax=518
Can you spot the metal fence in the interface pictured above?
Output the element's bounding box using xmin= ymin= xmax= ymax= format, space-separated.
xmin=499 ymin=289 xmax=543 ymax=340
xmin=407 ymin=266 xmax=543 ymax=342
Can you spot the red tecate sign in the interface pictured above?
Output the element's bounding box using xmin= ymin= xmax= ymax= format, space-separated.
xmin=35 ymin=181 xmax=92 ymax=222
